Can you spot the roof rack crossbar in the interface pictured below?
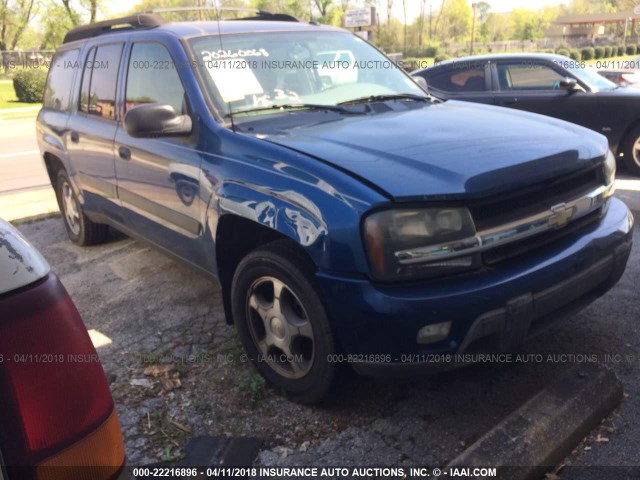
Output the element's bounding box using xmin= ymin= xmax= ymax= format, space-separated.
xmin=143 ymin=6 xmax=299 ymax=22
xmin=62 ymin=13 xmax=166 ymax=44
xmin=61 ymin=7 xmax=301 ymax=44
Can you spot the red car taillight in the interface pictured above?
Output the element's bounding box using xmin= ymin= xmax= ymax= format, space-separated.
xmin=0 ymin=273 xmax=124 ymax=479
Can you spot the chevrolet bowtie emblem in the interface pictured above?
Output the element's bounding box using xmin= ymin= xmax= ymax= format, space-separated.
xmin=548 ymin=203 xmax=574 ymax=229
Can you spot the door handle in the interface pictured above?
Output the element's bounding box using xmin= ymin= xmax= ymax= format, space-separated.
xmin=70 ymin=131 xmax=79 ymax=143
xmin=501 ymin=99 xmax=518 ymax=106
xmin=118 ymin=146 xmax=131 ymax=161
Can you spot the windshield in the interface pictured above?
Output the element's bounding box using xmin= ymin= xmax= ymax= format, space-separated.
xmin=565 ymin=65 xmax=618 ymax=91
xmin=188 ymin=31 xmax=425 ymax=117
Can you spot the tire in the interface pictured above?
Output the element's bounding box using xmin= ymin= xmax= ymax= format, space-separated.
xmin=231 ymin=240 xmax=338 ymax=404
xmin=622 ymin=126 xmax=640 ymax=176
xmin=56 ymin=170 xmax=109 ymax=246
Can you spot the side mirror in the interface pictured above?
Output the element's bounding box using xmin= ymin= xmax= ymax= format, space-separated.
xmin=559 ymin=77 xmax=582 ymax=93
xmin=124 ymin=103 xmax=192 ymax=138
xmin=413 ymin=75 xmax=429 ymax=93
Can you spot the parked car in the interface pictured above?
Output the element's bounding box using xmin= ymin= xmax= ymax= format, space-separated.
xmin=37 ymin=13 xmax=633 ymax=403
xmin=0 ymin=220 xmax=125 ymax=479
xmin=412 ymin=53 xmax=640 ymax=175
xmin=598 ymin=69 xmax=640 ymax=89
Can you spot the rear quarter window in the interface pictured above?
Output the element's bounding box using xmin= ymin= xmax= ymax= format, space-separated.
xmin=43 ymin=49 xmax=80 ymax=111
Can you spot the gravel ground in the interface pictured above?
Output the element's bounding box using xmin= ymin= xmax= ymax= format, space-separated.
xmin=16 ymin=179 xmax=640 ymax=472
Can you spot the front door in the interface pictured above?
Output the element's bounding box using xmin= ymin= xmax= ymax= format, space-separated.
xmin=492 ymin=61 xmax=600 ymax=131
xmin=114 ymin=41 xmax=205 ymax=264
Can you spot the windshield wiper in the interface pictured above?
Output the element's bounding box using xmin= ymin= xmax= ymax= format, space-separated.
xmin=229 ymin=103 xmax=356 ymax=117
xmin=338 ymin=93 xmax=431 ymax=106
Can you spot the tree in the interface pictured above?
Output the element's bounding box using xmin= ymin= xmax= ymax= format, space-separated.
xmin=1 ymin=0 xmax=36 ymax=72
xmin=312 ymin=0 xmax=333 ymax=21
xmin=40 ymin=2 xmax=76 ymax=48
xmin=437 ymin=0 xmax=471 ymax=41
xmin=476 ymin=1 xmax=491 ymax=41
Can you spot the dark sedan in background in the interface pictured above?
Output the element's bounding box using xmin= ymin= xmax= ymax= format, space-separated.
xmin=412 ymin=54 xmax=640 ymax=175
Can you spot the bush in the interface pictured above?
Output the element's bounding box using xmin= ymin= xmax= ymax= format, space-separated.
xmin=12 ymin=68 xmax=47 ymax=103
xmin=424 ymin=45 xmax=439 ymax=57
xmin=594 ymin=46 xmax=605 ymax=59
xmin=604 ymin=46 xmax=612 ymax=57
xmin=556 ymin=48 xmax=570 ymax=57
xmin=569 ymin=49 xmax=582 ymax=61
xmin=626 ymin=45 xmax=637 ymax=56
xmin=434 ymin=54 xmax=452 ymax=64
xmin=618 ymin=45 xmax=625 ymax=56
xmin=581 ymin=47 xmax=595 ymax=60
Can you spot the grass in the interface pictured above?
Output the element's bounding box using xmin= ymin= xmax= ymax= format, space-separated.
xmin=0 ymin=80 xmax=39 ymax=109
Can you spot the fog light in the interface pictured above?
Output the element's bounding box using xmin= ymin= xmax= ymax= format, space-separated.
xmin=417 ymin=321 xmax=452 ymax=344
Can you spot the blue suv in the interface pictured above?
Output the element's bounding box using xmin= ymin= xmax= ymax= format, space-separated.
xmin=37 ymin=11 xmax=633 ymax=403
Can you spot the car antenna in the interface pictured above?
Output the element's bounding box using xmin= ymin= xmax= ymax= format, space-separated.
xmin=213 ymin=3 xmax=237 ymax=133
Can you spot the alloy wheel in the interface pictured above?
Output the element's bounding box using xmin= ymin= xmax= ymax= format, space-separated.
xmin=245 ymin=276 xmax=315 ymax=379
xmin=61 ymin=181 xmax=81 ymax=235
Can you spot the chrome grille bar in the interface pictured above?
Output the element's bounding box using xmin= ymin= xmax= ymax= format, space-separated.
xmin=395 ymin=183 xmax=613 ymax=265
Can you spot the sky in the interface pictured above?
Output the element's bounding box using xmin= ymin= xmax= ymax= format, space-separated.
xmin=103 ymin=0 xmax=571 ymax=22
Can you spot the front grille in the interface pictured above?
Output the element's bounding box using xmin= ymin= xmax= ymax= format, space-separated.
xmin=483 ymin=208 xmax=603 ymax=265
xmin=470 ymin=167 xmax=603 ymax=231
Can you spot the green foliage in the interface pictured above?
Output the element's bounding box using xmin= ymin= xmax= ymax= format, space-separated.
xmin=434 ymin=54 xmax=452 ymax=64
xmin=604 ymin=46 xmax=612 ymax=58
xmin=581 ymin=47 xmax=595 ymax=60
xmin=569 ymin=49 xmax=582 ymax=61
xmin=556 ymin=48 xmax=570 ymax=57
xmin=13 ymin=69 xmax=47 ymax=103
xmin=594 ymin=46 xmax=604 ymax=59
xmin=617 ymin=45 xmax=625 ymax=56
xmin=424 ymin=45 xmax=440 ymax=57
xmin=626 ymin=45 xmax=637 ymax=56
xmin=240 ymin=370 xmax=266 ymax=407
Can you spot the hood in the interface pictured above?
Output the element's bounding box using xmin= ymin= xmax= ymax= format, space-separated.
xmin=253 ymin=101 xmax=607 ymax=201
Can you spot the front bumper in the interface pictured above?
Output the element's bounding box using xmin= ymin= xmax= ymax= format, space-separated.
xmin=316 ymin=198 xmax=634 ymax=377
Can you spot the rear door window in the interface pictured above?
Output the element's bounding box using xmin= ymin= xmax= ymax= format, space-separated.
xmin=43 ymin=49 xmax=80 ymax=111
xmin=78 ymin=43 xmax=123 ymax=120
xmin=428 ymin=65 xmax=486 ymax=93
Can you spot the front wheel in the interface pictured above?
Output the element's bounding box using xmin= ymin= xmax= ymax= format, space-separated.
xmin=231 ymin=241 xmax=338 ymax=404
xmin=622 ymin=126 xmax=640 ymax=176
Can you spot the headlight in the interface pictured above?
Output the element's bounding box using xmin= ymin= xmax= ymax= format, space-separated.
xmin=603 ymin=150 xmax=616 ymax=196
xmin=363 ymin=207 xmax=479 ymax=281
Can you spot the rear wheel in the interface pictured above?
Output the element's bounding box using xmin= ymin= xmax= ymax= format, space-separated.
xmin=622 ymin=126 xmax=640 ymax=176
xmin=231 ymin=241 xmax=338 ymax=404
xmin=56 ymin=170 xmax=109 ymax=245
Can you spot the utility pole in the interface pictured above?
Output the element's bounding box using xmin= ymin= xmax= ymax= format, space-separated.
xmin=469 ymin=2 xmax=477 ymax=55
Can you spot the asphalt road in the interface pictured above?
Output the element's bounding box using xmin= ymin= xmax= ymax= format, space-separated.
xmin=0 ymin=116 xmax=49 ymax=193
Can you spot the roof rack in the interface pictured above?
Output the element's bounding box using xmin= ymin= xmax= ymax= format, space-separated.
xmin=62 ymin=13 xmax=166 ymax=44
xmin=145 ymin=6 xmax=299 ymax=22
xmin=61 ymin=7 xmax=300 ymax=44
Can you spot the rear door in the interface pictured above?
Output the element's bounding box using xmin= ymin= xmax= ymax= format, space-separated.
xmin=491 ymin=60 xmax=600 ymax=130
xmin=66 ymin=42 xmax=124 ymax=218
xmin=114 ymin=40 xmax=204 ymax=262
xmin=417 ymin=61 xmax=493 ymax=104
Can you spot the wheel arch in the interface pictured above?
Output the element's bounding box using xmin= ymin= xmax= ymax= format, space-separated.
xmin=617 ymin=118 xmax=640 ymax=157
xmin=215 ymin=214 xmax=319 ymax=325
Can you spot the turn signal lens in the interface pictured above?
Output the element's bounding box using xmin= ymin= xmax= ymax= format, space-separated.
xmin=36 ymin=409 xmax=125 ymax=480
